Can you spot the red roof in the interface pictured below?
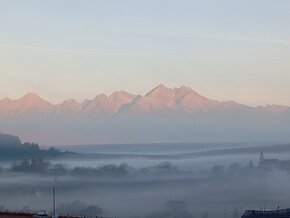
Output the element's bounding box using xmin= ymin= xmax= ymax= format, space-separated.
xmin=0 ymin=211 xmax=81 ymax=218
xmin=0 ymin=211 xmax=113 ymax=218
xmin=0 ymin=211 xmax=33 ymax=218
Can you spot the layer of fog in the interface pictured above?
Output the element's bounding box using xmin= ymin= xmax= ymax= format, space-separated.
xmin=1 ymin=144 xmax=290 ymax=218
xmin=51 ymin=143 xmax=290 ymax=170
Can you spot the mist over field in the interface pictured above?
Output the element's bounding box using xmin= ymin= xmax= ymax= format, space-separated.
xmin=1 ymin=140 xmax=290 ymax=218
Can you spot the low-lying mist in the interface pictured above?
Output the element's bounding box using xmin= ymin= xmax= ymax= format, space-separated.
xmin=1 ymin=143 xmax=290 ymax=218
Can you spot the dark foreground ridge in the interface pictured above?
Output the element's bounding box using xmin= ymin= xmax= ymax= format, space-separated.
xmin=242 ymin=208 xmax=290 ymax=218
xmin=0 ymin=211 xmax=115 ymax=218
xmin=0 ymin=133 xmax=72 ymax=160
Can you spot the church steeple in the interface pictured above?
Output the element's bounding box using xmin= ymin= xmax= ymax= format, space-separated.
xmin=260 ymin=149 xmax=264 ymax=163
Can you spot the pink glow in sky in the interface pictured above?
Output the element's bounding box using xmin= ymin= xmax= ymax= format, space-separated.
xmin=1 ymin=0 xmax=290 ymax=106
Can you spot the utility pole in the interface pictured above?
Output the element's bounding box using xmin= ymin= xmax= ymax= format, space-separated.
xmin=53 ymin=185 xmax=56 ymax=217
xmin=53 ymin=176 xmax=57 ymax=218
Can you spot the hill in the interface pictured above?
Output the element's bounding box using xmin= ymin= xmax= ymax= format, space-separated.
xmin=0 ymin=133 xmax=68 ymax=160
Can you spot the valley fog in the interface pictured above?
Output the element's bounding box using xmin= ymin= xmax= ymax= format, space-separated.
xmin=1 ymin=143 xmax=290 ymax=218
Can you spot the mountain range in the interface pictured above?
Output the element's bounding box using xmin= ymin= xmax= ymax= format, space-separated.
xmin=0 ymin=84 xmax=289 ymax=117
xmin=1 ymin=85 xmax=290 ymax=145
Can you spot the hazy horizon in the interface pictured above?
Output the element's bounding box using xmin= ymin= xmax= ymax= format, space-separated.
xmin=2 ymin=84 xmax=290 ymax=107
xmin=1 ymin=83 xmax=290 ymax=145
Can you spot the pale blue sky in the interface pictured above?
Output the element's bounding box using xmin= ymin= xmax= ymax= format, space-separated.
xmin=0 ymin=0 xmax=290 ymax=106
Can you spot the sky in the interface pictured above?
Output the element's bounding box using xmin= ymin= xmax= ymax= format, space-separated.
xmin=0 ymin=0 xmax=290 ymax=106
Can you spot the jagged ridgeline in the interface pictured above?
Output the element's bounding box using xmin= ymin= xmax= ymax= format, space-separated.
xmin=0 ymin=133 xmax=67 ymax=160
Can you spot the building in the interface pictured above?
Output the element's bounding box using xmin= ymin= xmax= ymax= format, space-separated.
xmin=242 ymin=208 xmax=290 ymax=218
xmin=0 ymin=211 xmax=110 ymax=218
xmin=259 ymin=150 xmax=281 ymax=170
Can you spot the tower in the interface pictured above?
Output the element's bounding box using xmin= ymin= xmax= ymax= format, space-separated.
xmin=260 ymin=149 xmax=264 ymax=163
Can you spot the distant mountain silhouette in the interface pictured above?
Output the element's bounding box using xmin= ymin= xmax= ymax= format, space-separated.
xmin=0 ymin=92 xmax=55 ymax=116
xmin=1 ymin=85 xmax=289 ymax=145
xmin=0 ymin=85 xmax=288 ymax=117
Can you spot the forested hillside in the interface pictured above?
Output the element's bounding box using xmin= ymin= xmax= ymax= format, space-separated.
xmin=0 ymin=133 xmax=68 ymax=159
